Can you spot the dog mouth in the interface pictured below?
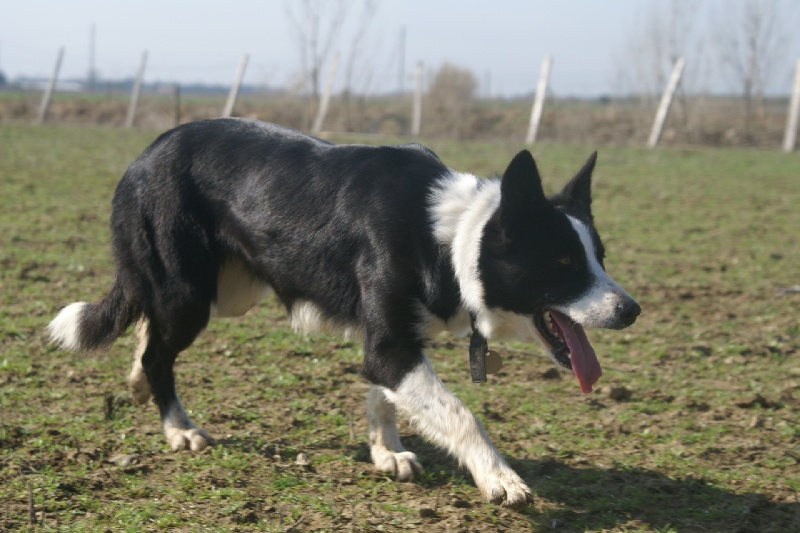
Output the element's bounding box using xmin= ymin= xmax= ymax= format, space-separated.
xmin=533 ymin=309 xmax=602 ymax=394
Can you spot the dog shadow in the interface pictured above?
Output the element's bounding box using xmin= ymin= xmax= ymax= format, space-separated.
xmin=518 ymin=458 xmax=797 ymax=531
xmin=398 ymin=436 xmax=799 ymax=531
xmin=215 ymin=435 xmax=798 ymax=530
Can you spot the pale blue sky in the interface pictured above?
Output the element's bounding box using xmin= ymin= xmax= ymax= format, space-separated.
xmin=1 ymin=0 xmax=798 ymax=96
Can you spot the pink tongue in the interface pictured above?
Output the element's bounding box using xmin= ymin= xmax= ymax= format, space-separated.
xmin=550 ymin=311 xmax=602 ymax=394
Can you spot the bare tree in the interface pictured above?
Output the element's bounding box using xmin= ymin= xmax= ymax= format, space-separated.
xmin=614 ymin=0 xmax=717 ymax=142
xmin=716 ymin=0 xmax=792 ymax=138
xmin=340 ymin=0 xmax=380 ymax=130
xmin=285 ymin=0 xmax=386 ymax=131
xmin=285 ymin=0 xmax=351 ymax=102
xmin=616 ymin=0 xmax=700 ymax=99
xmin=341 ymin=0 xmax=379 ymax=96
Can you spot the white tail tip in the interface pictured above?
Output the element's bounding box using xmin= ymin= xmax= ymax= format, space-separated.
xmin=48 ymin=302 xmax=87 ymax=351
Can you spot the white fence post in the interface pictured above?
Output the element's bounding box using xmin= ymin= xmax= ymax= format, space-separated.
xmin=125 ymin=51 xmax=148 ymax=129
xmin=648 ymin=57 xmax=686 ymax=148
xmin=525 ymin=55 xmax=553 ymax=145
xmin=782 ymin=59 xmax=800 ymax=153
xmin=36 ymin=47 xmax=65 ymax=125
xmin=311 ymin=52 xmax=339 ymax=135
xmin=411 ymin=61 xmax=423 ymax=137
xmin=222 ymin=54 xmax=249 ymax=118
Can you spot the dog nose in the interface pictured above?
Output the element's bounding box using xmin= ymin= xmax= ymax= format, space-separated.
xmin=616 ymin=299 xmax=641 ymax=327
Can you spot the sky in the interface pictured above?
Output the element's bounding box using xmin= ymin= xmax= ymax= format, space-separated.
xmin=1 ymin=0 xmax=799 ymax=97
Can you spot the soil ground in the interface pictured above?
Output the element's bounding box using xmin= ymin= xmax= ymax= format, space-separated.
xmin=1 ymin=125 xmax=799 ymax=531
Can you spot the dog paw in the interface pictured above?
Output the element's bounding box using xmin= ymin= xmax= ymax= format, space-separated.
xmin=478 ymin=469 xmax=534 ymax=509
xmin=128 ymin=376 xmax=152 ymax=405
xmin=371 ymin=446 xmax=423 ymax=481
xmin=165 ymin=427 xmax=214 ymax=452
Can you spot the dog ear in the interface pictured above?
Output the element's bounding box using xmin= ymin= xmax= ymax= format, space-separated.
xmin=500 ymin=150 xmax=548 ymax=221
xmin=558 ymin=151 xmax=596 ymax=213
xmin=487 ymin=150 xmax=550 ymax=250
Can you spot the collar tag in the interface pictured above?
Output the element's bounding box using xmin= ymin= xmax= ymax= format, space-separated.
xmin=469 ymin=315 xmax=503 ymax=383
xmin=485 ymin=349 xmax=503 ymax=374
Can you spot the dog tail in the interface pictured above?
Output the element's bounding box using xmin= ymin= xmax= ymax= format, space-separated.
xmin=48 ymin=279 xmax=139 ymax=352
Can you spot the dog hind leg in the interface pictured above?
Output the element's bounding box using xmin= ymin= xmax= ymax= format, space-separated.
xmin=367 ymin=385 xmax=422 ymax=480
xmin=141 ymin=306 xmax=213 ymax=452
xmin=128 ymin=319 xmax=152 ymax=404
xmin=382 ymin=356 xmax=533 ymax=509
xmin=143 ymin=331 xmax=213 ymax=451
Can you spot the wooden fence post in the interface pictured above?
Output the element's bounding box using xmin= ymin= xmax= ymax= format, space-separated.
xmin=525 ymin=55 xmax=553 ymax=145
xmin=647 ymin=57 xmax=685 ymax=148
xmin=125 ymin=51 xmax=148 ymax=129
xmin=311 ymin=52 xmax=339 ymax=135
xmin=411 ymin=61 xmax=423 ymax=137
xmin=782 ymin=58 xmax=800 ymax=153
xmin=36 ymin=47 xmax=64 ymax=125
xmin=222 ymin=53 xmax=249 ymax=118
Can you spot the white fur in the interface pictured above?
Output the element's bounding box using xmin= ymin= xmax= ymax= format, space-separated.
xmin=556 ymin=217 xmax=635 ymax=328
xmin=429 ymin=173 xmax=524 ymax=340
xmin=429 ymin=173 xmax=500 ymax=315
xmin=211 ymin=260 xmax=269 ymax=317
xmin=162 ymin=405 xmax=213 ymax=451
xmin=429 ymin=179 xmax=631 ymax=337
xmin=290 ymin=300 xmax=362 ymax=339
xmin=479 ymin=309 xmax=537 ymax=342
xmin=47 ymin=302 xmax=88 ymax=351
xmin=164 ymin=423 xmax=214 ymax=452
xmin=382 ymin=356 xmax=532 ymax=508
xmin=124 ymin=318 xmax=211 ymax=450
xmin=128 ymin=319 xmax=152 ymax=404
xmin=367 ymin=385 xmax=422 ymax=480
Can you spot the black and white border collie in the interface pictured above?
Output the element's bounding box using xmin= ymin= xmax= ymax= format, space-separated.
xmin=49 ymin=119 xmax=639 ymax=508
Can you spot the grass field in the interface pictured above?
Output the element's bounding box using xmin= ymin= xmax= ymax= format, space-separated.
xmin=1 ymin=124 xmax=799 ymax=531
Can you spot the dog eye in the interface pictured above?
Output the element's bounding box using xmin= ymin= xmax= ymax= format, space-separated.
xmin=558 ymin=256 xmax=572 ymax=266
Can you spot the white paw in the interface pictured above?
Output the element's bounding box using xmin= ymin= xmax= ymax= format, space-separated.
xmin=165 ymin=427 xmax=214 ymax=452
xmin=371 ymin=445 xmax=423 ymax=481
xmin=128 ymin=373 xmax=152 ymax=405
xmin=476 ymin=468 xmax=534 ymax=509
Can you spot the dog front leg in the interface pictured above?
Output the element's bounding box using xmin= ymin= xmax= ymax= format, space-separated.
xmin=367 ymin=385 xmax=423 ymax=480
xmin=381 ymin=356 xmax=533 ymax=509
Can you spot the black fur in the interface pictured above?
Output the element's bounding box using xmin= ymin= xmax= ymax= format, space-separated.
xmin=48 ymin=119 xmax=645 ymax=506
xmin=90 ymin=120 xmax=461 ymax=391
xmin=479 ymin=150 xmax=597 ymax=314
xmin=53 ymin=119 xmax=639 ymax=465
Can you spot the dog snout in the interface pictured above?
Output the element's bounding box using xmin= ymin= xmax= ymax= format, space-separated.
xmin=616 ymin=298 xmax=641 ymax=328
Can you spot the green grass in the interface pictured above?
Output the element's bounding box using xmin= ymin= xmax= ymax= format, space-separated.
xmin=1 ymin=123 xmax=799 ymax=531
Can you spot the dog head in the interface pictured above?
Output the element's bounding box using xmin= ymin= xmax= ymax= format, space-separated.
xmin=478 ymin=150 xmax=640 ymax=392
